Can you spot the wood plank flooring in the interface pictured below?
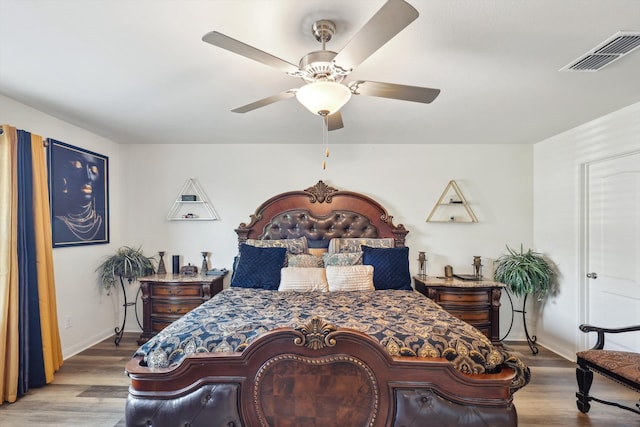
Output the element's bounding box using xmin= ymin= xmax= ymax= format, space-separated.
xmin=0 ymin=334 xmax=134 ymax=427
xmin=510 ymin=342 xmax=639 ymax=427
xmin=0 ymin=334 xmax=638 ymax=426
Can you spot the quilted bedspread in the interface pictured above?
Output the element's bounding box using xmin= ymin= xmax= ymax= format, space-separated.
xmin=134 ymin=288 xmax=530 ymax=391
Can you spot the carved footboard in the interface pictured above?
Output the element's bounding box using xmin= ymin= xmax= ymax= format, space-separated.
xmin=126 ymin=317 xmax=517 ymax=427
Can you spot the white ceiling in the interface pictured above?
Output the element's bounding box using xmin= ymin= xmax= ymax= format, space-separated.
xmin=1 ymin=0 xmax=639 ymax=145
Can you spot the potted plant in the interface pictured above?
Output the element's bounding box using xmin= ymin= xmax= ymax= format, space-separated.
xmin=493 ymin=244 xmax=554 ymax=301
xmin=96 ymin=245 xmax=155 ymax=345
xmin=493 ymin=244 xmax=556 ymax=353
xmin=96 ymin=245 xmax=156 ymax=292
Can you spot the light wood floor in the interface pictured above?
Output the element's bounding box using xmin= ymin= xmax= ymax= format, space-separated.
xmin=511 ymin=342 xmax=639 ymax=427
xmin=0 ymin=334 xmax=638 ymax=426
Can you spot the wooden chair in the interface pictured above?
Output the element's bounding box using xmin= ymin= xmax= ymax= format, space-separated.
xmin=576 ymin=324 xmax=640 ymax=415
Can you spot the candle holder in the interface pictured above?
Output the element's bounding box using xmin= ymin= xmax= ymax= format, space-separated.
xmin=473 ymin=256 xmax=483 ymax=280
xmin=157 ymin=251 xmax=167 ymax=275
xmin=201 ymin=251 xmax=209 ymax=275
xmin=418 ymin=251 xmax=427 ymax=277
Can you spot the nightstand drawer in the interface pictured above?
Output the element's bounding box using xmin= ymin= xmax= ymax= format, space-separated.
xmin=137 ymin=274 xmax=226 ymax=345
xmin=446 ymin=309 xmax=491 ymax=322
xmin=436 ymin=290 xmax=489 ymax=304
xmin=413 ymin=276 xmax=504 ymax=346
xmin=151 ymin=284 xmax=203 ymax=297
xmin=473 ymin=325 xmax=492 ymax=339
xmin=151 ymin=318 xmax=174 ymax=334
xmin=152 ymin=300 xmax=201 ymax=316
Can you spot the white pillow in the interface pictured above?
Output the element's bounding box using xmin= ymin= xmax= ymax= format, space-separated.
xmin=326 ymin=265 xmax=374 ymax=291
xmin=278 ymin=267 xmax=328 ymax=292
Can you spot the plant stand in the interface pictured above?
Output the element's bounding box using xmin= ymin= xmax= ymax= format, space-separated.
xmin=500 ymin=290 xmax=539 ymax=354
xmin=114 ymin=275 xmax=142 ymax=346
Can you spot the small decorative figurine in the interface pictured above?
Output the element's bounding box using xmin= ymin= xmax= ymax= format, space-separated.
xmin=444 ymin=265 xmax=453 ymax=279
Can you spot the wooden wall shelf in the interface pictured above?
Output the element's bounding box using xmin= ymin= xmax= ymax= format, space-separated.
xmin=426 ymin=180 xmax=478 ymax=223
xmin=167 ymin=178 xmax=219 ymax=221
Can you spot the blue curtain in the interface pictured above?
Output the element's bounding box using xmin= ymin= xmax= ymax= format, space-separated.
xmin=16 ymin=130 xmax=46 ymax=395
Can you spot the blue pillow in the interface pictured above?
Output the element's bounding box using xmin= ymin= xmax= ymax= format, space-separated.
xmin=362 ymin=246 xmax=412 ymax=290
xmin=231 ymin=244 xmax=287 ymax=290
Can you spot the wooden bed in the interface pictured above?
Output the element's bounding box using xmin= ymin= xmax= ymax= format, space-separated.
xmin=125 ymin=181 xmax=528 ymax=427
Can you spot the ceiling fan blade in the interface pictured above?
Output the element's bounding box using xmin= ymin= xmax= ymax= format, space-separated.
xmin=326 ymin=111 xmax=344 ymax=131
xmin=348 ymin=80 xmax=440 ymax=104
xmin=202 ymin=31 xmax=300 ymax=75
xmin=332 ymin=0 xmax=418 ymax=73
xmin=231 ymin=90 xmax=297 ymax=113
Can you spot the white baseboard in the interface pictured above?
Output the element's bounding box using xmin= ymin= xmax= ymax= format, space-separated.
xmin=62 ymin=327 xmax=116 ymax=360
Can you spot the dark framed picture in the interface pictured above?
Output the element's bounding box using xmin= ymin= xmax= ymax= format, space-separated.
xmin=47 ymin=139 xmax=109 ymax=247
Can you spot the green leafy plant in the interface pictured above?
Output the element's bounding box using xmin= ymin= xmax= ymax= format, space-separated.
xmin=96 ymin=245 xmax=155 ymax=291
xmin=493 ymin=245 xmax=554 ymax=300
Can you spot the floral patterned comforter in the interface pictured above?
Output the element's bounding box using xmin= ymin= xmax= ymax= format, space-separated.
xmin=134 ymin=288 xmax=530 ymax=391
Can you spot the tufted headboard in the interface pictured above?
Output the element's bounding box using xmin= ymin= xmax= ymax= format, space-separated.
xmin=235 ymin=181 xmax=408 ymax=251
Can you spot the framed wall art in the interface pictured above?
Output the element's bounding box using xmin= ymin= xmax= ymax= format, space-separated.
xmin=47 ymin=139 xmax=109 ymax=247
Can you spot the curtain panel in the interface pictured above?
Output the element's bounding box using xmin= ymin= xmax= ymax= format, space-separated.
xmin=0 ymin=125 xmax=62 ymax=404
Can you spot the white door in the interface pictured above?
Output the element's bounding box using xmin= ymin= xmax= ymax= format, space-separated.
xmin=587 ymin=151 xmax=640 ymax=351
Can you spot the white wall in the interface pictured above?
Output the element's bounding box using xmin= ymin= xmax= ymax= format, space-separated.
xmin=5 ymin=91 xmax=639 ymax=361
xmin=1 ymin=93 xmax=534 ymax=358
xmin=0 ymin=94 xmax=126 ymax=358
xmin=123 ymin=142 xmax=533 ymax=338
xmin=533 ymin=101 xmax=640 ymax=360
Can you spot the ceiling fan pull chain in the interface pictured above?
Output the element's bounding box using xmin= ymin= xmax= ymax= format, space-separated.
xmin=321 ymin=116 xmax=330 ymax=170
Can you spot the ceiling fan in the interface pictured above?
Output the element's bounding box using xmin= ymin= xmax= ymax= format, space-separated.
xmin=202 ymin=0 xmax=440 ymax=131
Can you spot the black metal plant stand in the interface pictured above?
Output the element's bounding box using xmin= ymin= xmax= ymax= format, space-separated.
xmin=114 ymin=275 xmax=142 ymax=346
xmin=500 ymin=289 xmax=539 ymax=354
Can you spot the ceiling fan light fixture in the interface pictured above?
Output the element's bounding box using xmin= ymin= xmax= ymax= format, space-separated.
xmin=296 ymin=81 xmax=352 ymax=116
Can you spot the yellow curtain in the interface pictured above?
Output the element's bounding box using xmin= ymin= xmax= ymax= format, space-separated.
xmin=31 ymin=135 xmax=63 ymax=382
xmin=0 ymin=126 xmax=62 ymax=404
xmin=0 ymin=125 xmax=19 ymax=403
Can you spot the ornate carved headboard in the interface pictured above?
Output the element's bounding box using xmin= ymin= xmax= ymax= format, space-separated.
xmin=235 ymin=181 xmax=408 ymax=250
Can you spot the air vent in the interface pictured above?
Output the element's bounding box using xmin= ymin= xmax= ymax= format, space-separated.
xmin=560 ymin=31 xmax=640 ymax=72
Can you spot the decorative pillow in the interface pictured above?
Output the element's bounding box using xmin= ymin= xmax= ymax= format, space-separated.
xmin=230 ymin=244 xmax=287 ymax=290
xmin=326 ymin=265 xmax=374 ymax=291
xmin=322 ymin=251 xmax=363 ymax=266
xmin=287 ymin=253 xmax=324 ymax=268
xmin=230 ymin=254 xmax=241 ymax=283
xmin=279 ymin=268 xmax=328 ymax=292
xmin=245 ymin=237 xmax=308 ymax=255
xmin=328 ymin=238 xmax=395 ymax=254
xmin=361 ymin=246 xmax=412 ymax=290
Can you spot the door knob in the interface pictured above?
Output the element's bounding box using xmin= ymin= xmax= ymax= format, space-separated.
xmin=586 ymin=272 xmax=598 ymax=279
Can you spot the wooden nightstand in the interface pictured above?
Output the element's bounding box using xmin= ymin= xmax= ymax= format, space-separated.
xmin=413 ymin=275 xmax=504 ymax=345
xmin=137 ymin=273 xmax=226 ymax=345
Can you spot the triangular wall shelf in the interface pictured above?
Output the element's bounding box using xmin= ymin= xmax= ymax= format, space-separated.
xmin=426 ymin=180 xmax=478 ymax=223
xmin=167 ymin=178 xmax=219 ymax=221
